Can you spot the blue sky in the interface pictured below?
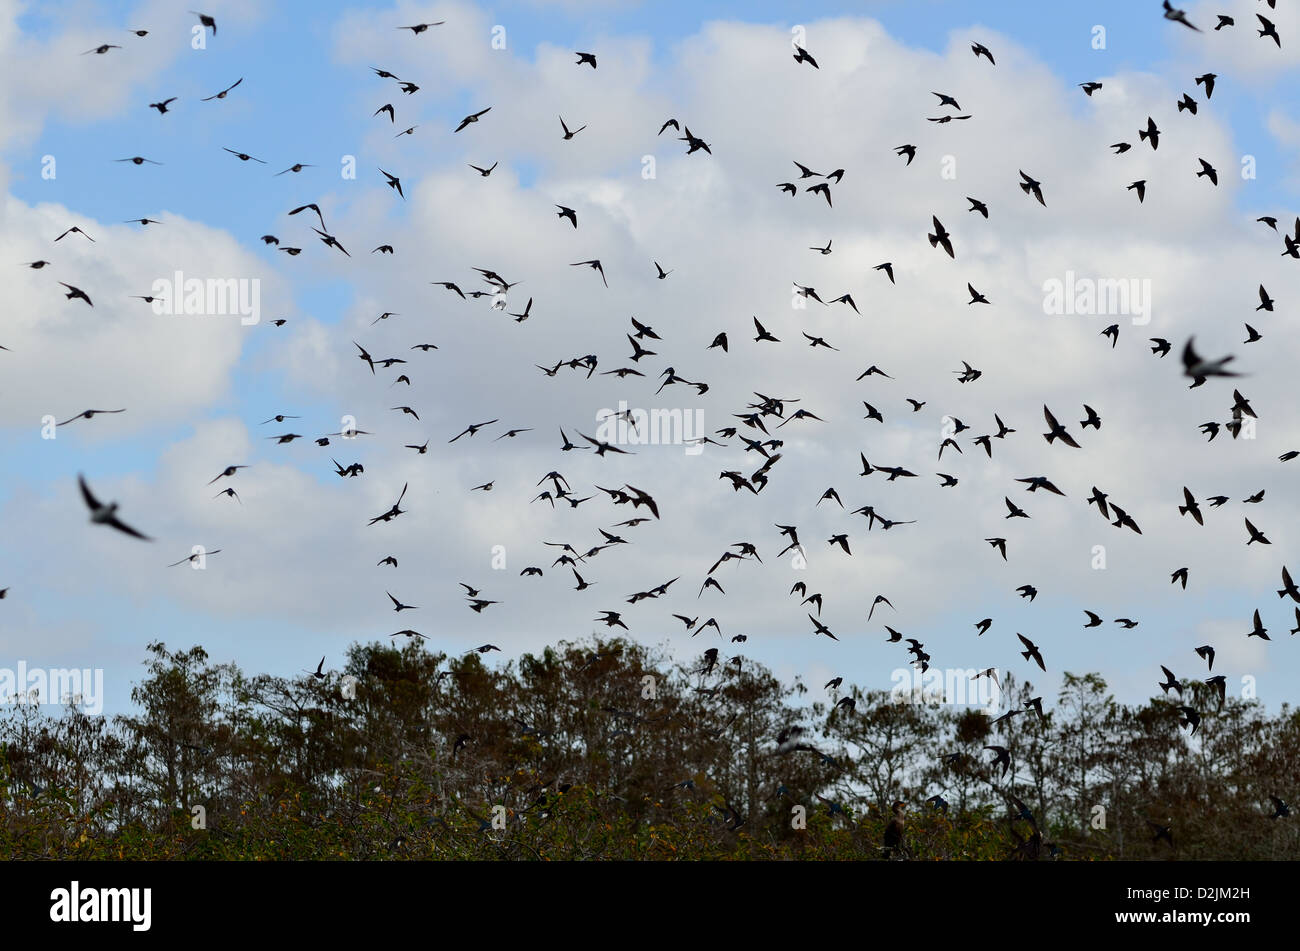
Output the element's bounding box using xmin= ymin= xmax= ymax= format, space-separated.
xmin=8 ymin=0 xmax=1294 ymax=477
xmin=3 ymin=0 xmax=1299 ymax=718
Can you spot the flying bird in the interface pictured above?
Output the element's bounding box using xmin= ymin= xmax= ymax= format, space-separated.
xmin=379 ymin=168 xmax=404 ymax=198
xmin=78 ymin=475 xmax=151 ymax=541
xmin=571 ymin=259 xmax=608 ymax=287
xmin=792 ymin=45 xmax=818 ymax=68
xmin=59 ymin=283 xmax=93 ymax=306
xmin=1257 ymin=14 xmax=1281 ymax=47
xmin=201 ymin=77 xmax=243 ymax=101
xmin=1042 ymin=406 xmax=1081 ymax=448
xmin=454 ymin=107 xmax=491 ymax=132
xmin=223 ymin=148 xmax=265 ymax=164
xmin=1017 ymin=633 xmax=1045 ymax=671
xmin=1139 ymin=116 xmax=1160 ymax=150
xmin=1018 ymin=170 xmax=1045 ymax=206
xmin=928 ymin=217 xmax=954 ymax=258
xmin=559 ymin=115 xmax=587 ymax=140
xmin=1163 ymin=1 xmax=1200 ymax=31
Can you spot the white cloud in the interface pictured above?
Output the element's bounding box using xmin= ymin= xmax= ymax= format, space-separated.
xmin=3 ymin=3 xmax=1299 ymax=711
xmin=1 ymin=196 xmax=289 ymax=428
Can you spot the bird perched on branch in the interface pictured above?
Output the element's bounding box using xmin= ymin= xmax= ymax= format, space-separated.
xmin=882 ymin=800 xmax=907 ymax=858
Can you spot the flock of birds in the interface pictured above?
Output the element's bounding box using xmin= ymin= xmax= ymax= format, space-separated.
xmin=10 ymin=4 xmax=1299 ymax=844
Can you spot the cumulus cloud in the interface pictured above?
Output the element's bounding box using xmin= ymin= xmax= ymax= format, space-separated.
xmin=1 ymin=196 xmax=289 ymax=428
xmin=3 ymin=2 xmax=1298 ymax=713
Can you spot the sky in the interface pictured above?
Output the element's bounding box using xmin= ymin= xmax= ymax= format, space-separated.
xmin=1 ymin=0 xmax=1299 ymax=718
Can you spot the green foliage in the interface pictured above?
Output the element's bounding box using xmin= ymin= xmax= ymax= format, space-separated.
xmin=0 ymin=640 xmax=1295 ymax=860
